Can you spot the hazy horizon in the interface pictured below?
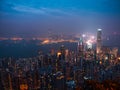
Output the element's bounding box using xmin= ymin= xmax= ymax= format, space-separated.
xmin=0 ymin=0 xmax=120 ymax=37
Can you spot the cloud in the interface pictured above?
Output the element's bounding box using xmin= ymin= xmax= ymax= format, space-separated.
xmin=12 ymin=6 xmax=46 ymax=14
xmin=11 ymin=4 xmax=75 ymax=17
xmin=41 ymin=8 xmax=71 ymax=15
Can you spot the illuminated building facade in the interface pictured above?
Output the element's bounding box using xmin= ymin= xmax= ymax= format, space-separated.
xmin=96 ymin=29 xmax=102 ymax=54
xmin=112 ymin=47 xmax=118 ymax=58
xmin=77 ymin=37 xmax=84 ymax=58
xmin=60 ymin=45 xmax=65 ymax=60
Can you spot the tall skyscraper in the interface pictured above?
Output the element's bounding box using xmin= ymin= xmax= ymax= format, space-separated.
xmin=77 ymin=37 xmax=84 ymax=58
xmin=96 ymin=29 xmax=102 ymax=54
xmin=60 ymin=45 xmax=65 ymax=60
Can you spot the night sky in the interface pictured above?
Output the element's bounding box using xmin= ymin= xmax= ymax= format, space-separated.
xmin=0 ymin=0 xmax=120 ymax=37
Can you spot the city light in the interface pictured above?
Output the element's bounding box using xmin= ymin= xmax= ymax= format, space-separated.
xmin=86 ymin=40 xmax=92 ymax=49
xmin=82 ymin=34 xmax=86 ymax=38
xmin=118 ymin=57 xmax=120 ymax=60
xmin=91 ymin=36 xmax=95 ymax=39
xmin=98 ymin=28 xmax=102 ymax=31
xmin=57 ymin=52 xmax=61 ymax=57
xmin=0 ymin=0 xmax=120 ymax=89
xmin=105 ymin=56 xmax=108 ymax=60
xmin=86 ymin=40 xmax=92 ymax=45
xmin=0 ymin=30 xmax=120 ymax=90
xmin=42 ymin=39 xmax=49 ymax=44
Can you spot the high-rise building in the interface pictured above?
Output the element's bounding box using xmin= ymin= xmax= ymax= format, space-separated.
xmin=112 ymin=47 xmax=118 ymax=58
xmin=77 ymin=37 xmax=84 ymax=57
xmin=96 ymin=29 xmax=102 ymax=54
xmin=60 ymin=45 xmax=65 ymax=60
xmin=60 ymin=45 xmax=65 ymax=55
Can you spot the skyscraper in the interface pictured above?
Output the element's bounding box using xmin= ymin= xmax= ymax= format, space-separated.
xmin=60 ymin=45 xmax=65 ymax=60
xmin=96 ymin=29 xmax=102 ymax=54
xmin=77 ymin=37 xmax=84 ymax=58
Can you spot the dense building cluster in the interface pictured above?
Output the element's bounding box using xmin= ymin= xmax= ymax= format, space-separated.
xmin=0 ymin=30 xmax=120 ymax=90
